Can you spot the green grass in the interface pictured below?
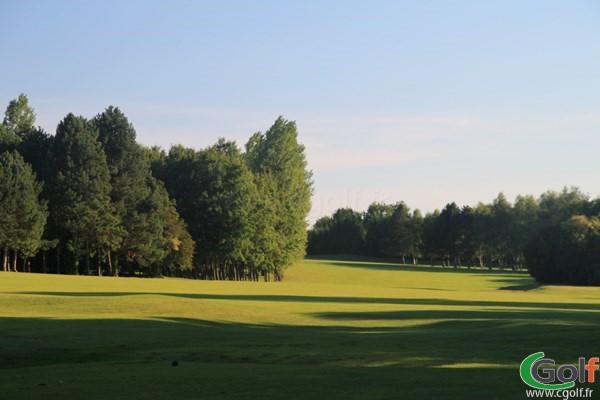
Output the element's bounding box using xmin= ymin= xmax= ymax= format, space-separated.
xmin=1 ymin=258 xmax=599 ymax=399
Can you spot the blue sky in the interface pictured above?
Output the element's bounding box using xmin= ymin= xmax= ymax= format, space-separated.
xmin=1 ymin=1 xmax=599 ymax=224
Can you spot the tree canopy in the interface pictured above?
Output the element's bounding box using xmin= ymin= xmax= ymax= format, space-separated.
xmin=307 ymin=187 xmax=600 ymax=284
xmin=0 ymin=95 xmax=312 ymax=281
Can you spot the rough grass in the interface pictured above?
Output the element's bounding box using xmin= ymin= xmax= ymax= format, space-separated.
xmin=1 ymin=258 xmax=599 ymax=399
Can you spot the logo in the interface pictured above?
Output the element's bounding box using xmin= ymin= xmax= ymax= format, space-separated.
xmin=520 ymin=352 xmax=599 ymax=390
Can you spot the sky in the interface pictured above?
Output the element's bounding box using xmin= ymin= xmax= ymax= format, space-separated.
xmin=1 ymin=1 xmax=599 ymax=225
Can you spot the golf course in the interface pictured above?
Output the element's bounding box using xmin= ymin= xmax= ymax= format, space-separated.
xmin=1 ymin=256 xmax=598 ymax=399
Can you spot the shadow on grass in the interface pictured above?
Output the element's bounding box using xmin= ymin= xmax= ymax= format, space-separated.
xmin=16 ymin=291 xmax=600 ymax=312
xmin=2 ymin=312 xmax=598 ymax=370
xmin=312 ymin=308 xmax=600 ymax=325
xmin=306 ymin=256 xmax=531 ymax=276
xmin=1 ymin=309 xmax=598 ymax=399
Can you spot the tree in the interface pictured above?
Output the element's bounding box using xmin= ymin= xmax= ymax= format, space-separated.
xmin=307 ymin=208 xmax=365 ymax=255
xmin=409 ymin=209 xmax=424 ymax=264
xmin=3 ymin=93 xmax=36 ymax=137
xmin=471 ymin=202 xmax=493 ymax=268
xmin=93 ymin=107 xmax=165 ymax=275
xmin=17 ymin=128 xmax=53 ymax=179
xmin=0 ymin=124 xmax=19 ymax=153
xmin=364 ymin=202 xmax=394 ymax=257
xmin=157 ymin=183 xmax=195 ymax=276
xmin=489 ymin=193 xmax=513 ymax=268
xmin=538 ymin=187 xmax=589 ymax=228
xmin=511 ymin=195 xmax=540 ymax=270
xmin=307 ymin=216 xmax=334 ymax=255
xmin=0 ymin=152 xmax=47 ymax=271
xmin=50 ymin=113 xmax=122 ymax=275
xmin=384 ymin=202 xmax=413 ymax=263
xmin=160 ymin=140 xmax=259 ymax=280
xmin=525 ymin=215 xmax=600 ymax=285
xmin=421 ymin=209 xmax=441 ymax=264
xmin=436 ymin=203 xmax=462 ymax=267
xmin=245 ymin=117 xmax=313 ymax=280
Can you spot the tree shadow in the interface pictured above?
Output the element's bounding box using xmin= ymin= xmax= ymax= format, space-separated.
xmin=309 ymin=258 xmax=532 ymax=276
xmin=1 ymin=309 xmax=598 ymax=399
xmin=311 ymin=308 xmax=600 ymax=325
xmin=16 ymin=291 xmax=600 ymax=312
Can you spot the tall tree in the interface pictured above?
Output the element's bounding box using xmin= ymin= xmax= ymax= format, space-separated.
xmin=538 ymin=186 xmax=589 ymax=228
xmin=3 ymin=93 xmax=36 ymax=137
xmin=409 ymin=209 xmax=424 ymax=264
xmin=245 ymin=117 xmax=313 ymax=280
xmin=472 ymin=202 xmax=493 ymax=268
xmin=364 ymin=202 xmax=394 ymax=257
xmin=50 ymin=114 xmax=122 ymax=275
xmin=421 ymin=209 xmax=441 ymax=264
xmin=0 ymin=152 xmax=47 ymax=271
xmin=489 ymin=193 xmax=513 ymax=268
xmin=384 ymin=202 xmax=413 ymax=263
xmin=511 ymin=194 xmax=540 ymax=270
xmin=307 ymin=208 xmax=365 ymax=255
xmin=156 ymin=181 xmax=195 ymax=277
xmin=93 ymin=107 xmax=164 ymax=275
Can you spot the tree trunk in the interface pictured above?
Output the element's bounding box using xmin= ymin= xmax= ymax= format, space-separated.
xmin=84 ymin=242 xmax=91 ymax=275
xmin=107 ymin=247 xmax=113 ymax=276
xmin=57 ymin=247 xmax=61 ymax=275
xmin=42 ymin=251 xmax=47 ymax=274
xmin=97 ymin=248 xmax=102 ymax=276
xmin=114 ymin=254 xmax=120 ymax=277
xmin=2 ymin=247 xmax=7 ymax=271
xmin=12 ymin=251 xmax=18 ymax=272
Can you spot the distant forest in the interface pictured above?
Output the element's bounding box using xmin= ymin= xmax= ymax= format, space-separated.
xmin=0 ymin=95 xmax=312 ymax=281
xmin=308 ymin=190 xmax=600 ymax=285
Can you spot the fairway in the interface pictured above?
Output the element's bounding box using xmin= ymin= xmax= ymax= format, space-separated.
xmin=1 ymin=258 xmax=599 ymax=399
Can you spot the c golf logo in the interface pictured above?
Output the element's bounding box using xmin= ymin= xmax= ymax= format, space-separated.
xmin=520 ymin=352 xmax=599 ymax=390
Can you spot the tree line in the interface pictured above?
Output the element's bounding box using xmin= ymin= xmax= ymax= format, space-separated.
xmin=308 ymin=189 xmax=600 ymax=282
xmin=0 ymin=94 xmax=312 ymax=281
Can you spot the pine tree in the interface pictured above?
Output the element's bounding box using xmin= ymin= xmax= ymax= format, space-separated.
xmin=50 ymin=114 xmax=122 ymax=274
xmin=93 ymin=107 xmax=158 ymax=275
xmin=0 ymin=152 xmax=47 ymax=271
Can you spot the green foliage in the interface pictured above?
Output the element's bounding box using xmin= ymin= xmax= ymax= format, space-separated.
xmin=0 ymin=96 xmax=313 ymax=279
xmin=310 ymin=188 xmax=600 ymax=281
xmin=93 ymin=107 xmax=170 ymax=275
xmin=161 ymin=140 xmax=260 ymax=279
xmin=245 ymin=117 xmax=313 ymax=279
xmin=3 ymin=93 xmax=36 ymax=137
xmin=364 ymin=202 xmax=394 ymax=257
xmin=525 ymin=215 xmax=600 ymax=285
xmin=0 ymin=124 xmax=20 ymax=153
xmin=51 ymin=113 xmax=123 ymax=274
xmin=307 ymin=209 xmax=366 ymax=255
xmin=158 ymin=183 xmax=195 ymax=275
xmin=0 ymin=152 xmax=47 ymax=267
xmin=16 ymin=128 xmax=53 ymax=181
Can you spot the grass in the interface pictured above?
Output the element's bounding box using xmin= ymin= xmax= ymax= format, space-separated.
xmin=1 ymin=257 xmax=599 ymax=399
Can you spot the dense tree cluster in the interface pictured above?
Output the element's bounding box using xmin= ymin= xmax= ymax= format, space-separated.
xmin=0 ymin=95 xmax=312 ymax=280
xmin=524 ymin=216 xmax=600 ymax=285
xmin=308 ymin=189 xmax=600 ymax=278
